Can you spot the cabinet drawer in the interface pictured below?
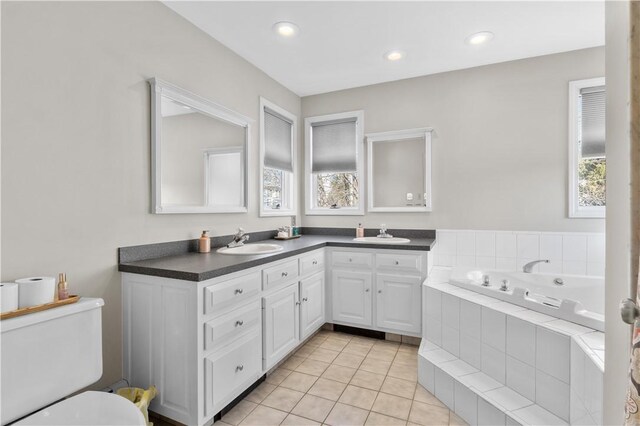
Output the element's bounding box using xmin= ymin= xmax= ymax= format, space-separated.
xmin=204 ymin=301 xmax=260 ymax=351
xmin=376 ymin=253 xmax=424 ymax=275
xmin=205 ymin=331 xmax=261 ymax=416
xmin=331 ymin=251 xmax=373 ymax=269
xmin=299 ymin=250 xmax=325 ymax=277
xmin=262 ymin=259 xmax=298 ymax=291
xmin=204 ymin=271 xmax=261 ymax=315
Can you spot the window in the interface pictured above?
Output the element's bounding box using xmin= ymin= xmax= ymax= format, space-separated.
xmin=568 ymin=77 xmax=606 ymax=218
xmin=305 ymin=111 xmax=365 ymax=215
xmin=259 ymin=97 xmax=296 ymax=216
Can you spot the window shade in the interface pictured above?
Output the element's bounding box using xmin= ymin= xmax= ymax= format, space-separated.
xmin=264 ymin=108 xmax=293 ymax=172
xmin=311 ymin=118 xmax=358 ymax=173
xmin=580 ymin=86 xmax=605 ymax=158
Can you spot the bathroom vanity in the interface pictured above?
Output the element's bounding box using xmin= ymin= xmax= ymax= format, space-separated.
xmin=119 ymin=230 xmax=434 ymax=426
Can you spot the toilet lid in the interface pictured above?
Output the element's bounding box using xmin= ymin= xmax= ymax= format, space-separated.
xmin=15 ymin=391 xmax=146 ymax=426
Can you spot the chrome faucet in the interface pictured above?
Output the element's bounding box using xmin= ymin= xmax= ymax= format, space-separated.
xmin=378 ymin=224 xmax=393 ymax=238
xmin=522 ymin=259 xmax=549 ymax=273
xmin=228 ymin=228 xmax=250 ymax=248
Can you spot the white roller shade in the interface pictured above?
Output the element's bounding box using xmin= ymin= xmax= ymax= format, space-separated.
xmin=264 ymin=108 xmax=293 ymax=172
xmin=580 ymin=86 xmax=605 ymax=158
xmin=311 ymin=118 xmax=358 ymax=173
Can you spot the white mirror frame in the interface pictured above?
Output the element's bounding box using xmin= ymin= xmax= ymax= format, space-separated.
xmin=366 ymin=127 xmax=433 ymax=213
xmin=259 ymin=97 xmax=297 ymax=217
xmin=149 ymin=78 xmax=251 ymax=214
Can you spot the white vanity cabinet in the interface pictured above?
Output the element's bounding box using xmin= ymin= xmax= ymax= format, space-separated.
xmin=328 ymin=248 xmax=428 ymax=336
xmin=300 ymin=271 xmax=325 ymax=340
xmin=263 ymin=282 xmax=300 ymax=370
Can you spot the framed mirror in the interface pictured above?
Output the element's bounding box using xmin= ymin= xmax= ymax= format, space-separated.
xmin=149 ymin=78 xmax=250 ymax=214
xmin=366 ymin=127 xmax=433 ymax=212
xmin=259 ymin=97 xmax=297 ymax=217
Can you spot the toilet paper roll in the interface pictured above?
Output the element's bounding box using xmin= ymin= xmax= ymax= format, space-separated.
xmin=17 ymin=277 xmax=56 ymax=308
xmin=0 ymin=282 xmax=19 ymax=313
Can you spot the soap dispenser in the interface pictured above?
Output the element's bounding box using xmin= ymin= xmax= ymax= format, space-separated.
xmin=57 ymin=273 xmax=69 ymax=301
xmin=356 ymin=223 xmax=365 ymax=238
xmin=199 ymin=231 xmax=211 ymax=253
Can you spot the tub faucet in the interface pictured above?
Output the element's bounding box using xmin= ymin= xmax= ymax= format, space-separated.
xmin=228 ymin=228 xmax=250 ymax=248
xmin=482 ymin=275 xmax=490 ymax=286
xmin=522 ymin=259 xmax=549 ymax=273
xmin=500 ymin=279 xmax=509 ymax=292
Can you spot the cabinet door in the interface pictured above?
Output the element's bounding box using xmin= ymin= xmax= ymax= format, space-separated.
xmin=375 ymin=274 xmax=422 ymax=334
xmin=331 ymin=270 xmax=372 ymax=327
xmin=300 ymin=272 xmax=325 ymax=340
xmin=263 ymin=283 xmax=300 ymax=370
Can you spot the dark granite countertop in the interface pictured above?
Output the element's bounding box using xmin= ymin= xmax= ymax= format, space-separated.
xmin=118 ymin=231 xmax=436 ymax=282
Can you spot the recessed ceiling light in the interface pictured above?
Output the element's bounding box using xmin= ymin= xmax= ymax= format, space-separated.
xmin=385 ymin=50 xmax=405 ymax=62
xmin=466 ymin=31 xmax=494 ymax=45
xmin=273 ymin=21 xmax=299 ymax=38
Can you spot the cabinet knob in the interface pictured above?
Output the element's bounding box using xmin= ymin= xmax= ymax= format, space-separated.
xmin=312 ymin=260 xmax=318 ymax=265
xmin=296 ymin=301 xmax=301 ymax=306
xmin=378 ymin=290 xmax=382 ymax=293
xmin=282 ymin=272 xmax=288 ymax=277
xmin=236 ymin=365 xmax=244 ymax=372
xmin=349 ymin=258 xmax=353 ymax=262
xmin=394 ymin=260 xmax=399 ymax=265
xmin=302 ymin=297 xmax=308 ymax=302
xmin=365 ymin=288 xmax=370 ymax=292
xmin=235 ymin=288 xmax=244 ymax=295
xmin=235 ymin=320 xmax=244 ymax=327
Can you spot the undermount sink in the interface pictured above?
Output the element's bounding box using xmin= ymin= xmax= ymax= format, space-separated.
xmin=217 ymin=243 xmax=284 ymax=255
xmin=353 ymin=237 xmax=411 ymax=244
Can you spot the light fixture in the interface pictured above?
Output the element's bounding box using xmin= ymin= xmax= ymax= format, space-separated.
xmin=273 ymin=21 xmax=299 ymax=38
xmin=385 ymin=50 xmax=405 ymax=62
xmin=466 ymin=31 xmax=494 ymax=45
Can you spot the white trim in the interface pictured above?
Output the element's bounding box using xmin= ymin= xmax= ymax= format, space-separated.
xmin=149 ymin=78 xmax=251 ymax=214
xmin=304 ymin=110 xmax=365 ymax=216
xmin=259 ymin=97 xmax=297 ymax=217
xmin=568 ymin=77 xmax=606 ymax=218
xmin=366 ymin=128 xmax=433 ymax=213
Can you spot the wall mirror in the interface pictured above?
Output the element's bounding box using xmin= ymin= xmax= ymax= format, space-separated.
xmin=149 ymin=78 xmax=250 ymax=214
xmin=366 ymin=127 xmax=433 ymax=212
xmin=259 ymin=97 xmax=297 ymax=217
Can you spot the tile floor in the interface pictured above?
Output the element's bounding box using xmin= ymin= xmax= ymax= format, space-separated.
xmin=216 ymin=330 xmax=467 ymax=426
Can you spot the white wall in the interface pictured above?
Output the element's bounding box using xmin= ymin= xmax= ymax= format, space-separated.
xmin=1 ymin=1 xmax=300 ymax=388
xmin=301 ymin=47 xmax=605 ymax=233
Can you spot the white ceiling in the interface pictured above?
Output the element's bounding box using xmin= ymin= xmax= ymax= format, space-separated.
xmin=164 ymin=1 xmax=604 ymax=97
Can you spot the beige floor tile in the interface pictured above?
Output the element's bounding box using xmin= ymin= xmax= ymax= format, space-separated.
xmin=325 ymin=402 xmax=370 ymax=426
xmin=282 ymin=355 xmax=306 ymax=370
xmin=327 ymin=332 xmax=353 ymax=343
xmin=266 ymin=368 xmax=293 ymax=386
xmin=213 ymin=421 xmax=234 ymax=426
xmin=307 ymin=334 xmax=328 ymax=347
xmin=245 ymin=382 xmax=277 ymax=404
xmin=380 ymin=376 xmax=416 ymax=400
xmin=296 ymin=358 xmax=331 ymax=376
xmin=398 ymin=344 xmax=419 ymax=354
xmin=295 ymin=345 xmax=316 ymax=358
xmin=281 ymin=413 xmax=321 ymax=426
xmin=307 ymin=377 xmax=348 ymax=401
xmin=365 ymin=412 xmax=408 ymax=426
xmin=448 ymin=412 xmax=468 ymax=426
xmin=349 ymin=336 xmax=377 ymax=347
xmin=344 ymin=342 xmax=373 ymax=356
xmin=320 ymin=339 xmax=348 ymax=352
xmin=359 ymin=357 xmax=392 ymax=375
xmin=371 ymin=393 xmax=412 ymax=421
xmin=413 ymin=385 xmax=446 ymax=408
xmin=239 ymin=405 xmax=288 ymax=426
xmin=221 ymin=400 xmax=257 ymax=425
xmin=334 ymin=351 xmax=365 ymax=368
xmin=308 ymin=347 xmax=341 ymax=363
xmin=280 ymin=371 xmax=318 ymax=393
xmin=350 ymin=370 xmax=386 ymax=391
xmin=373 ymin=340 xmax=400 ymax=349
xmin=387 ymin=362 xmax=418 ymax=382
xmin=290 ymin=394 xmax=336 ymax=423
xmin=322 ymin=364 xmax=357 ymax=384
xmin=393 ymin=352 xmax=418 ymax=366
xmin=366 ymin=349 xmax=397 ymax=362
xmin=408 ymin=401 xmax=450 ymax=426
xmin=338 ymin=385 xmax=378 ymax=410
xmin=261 ymin=387 xmax=305 ymax=412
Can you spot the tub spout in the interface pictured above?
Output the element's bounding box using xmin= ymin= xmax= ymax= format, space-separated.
xmin=522 ymin=259 xmax=549 ymax=273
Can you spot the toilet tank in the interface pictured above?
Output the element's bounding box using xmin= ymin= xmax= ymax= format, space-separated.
xmin=1 ymin=297 xmax=104 ymax=425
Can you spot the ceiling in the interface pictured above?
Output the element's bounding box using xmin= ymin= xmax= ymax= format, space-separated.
xmin=164 ymin=1 xmax=604 ymax=97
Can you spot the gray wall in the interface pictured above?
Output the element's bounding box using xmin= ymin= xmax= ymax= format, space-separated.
xmin=301 ymin=47 xmax=606 ymax=233
xmin=1 ymin=1 xmax=300 ymax=389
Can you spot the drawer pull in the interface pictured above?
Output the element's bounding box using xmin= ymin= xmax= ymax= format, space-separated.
xmin=234 ymin=288 xmax=244 ymax=295
xmin=378 ymin=290 xmax=382 ymax=294
xmin=282 ymin=271 xmax=288 ymax=277
xmin=349 ymin=258 xmax=353 ymax=262
xmin=312 ymin=260 xmax=318 ymax=265
xmin=365 ymin=288 xmax=370 ymax=293
xmin=235 ymin=320 xmax=244 ymax=327
xmin=302 ymin=297 xmax=308 ymax=302
xmin=236 ymin=365 xmax=244 ymax=372
xmin=394 ymin=260 xmax=399 ymax=265
xmin=296 ymin=301 xmax=301 ymax=306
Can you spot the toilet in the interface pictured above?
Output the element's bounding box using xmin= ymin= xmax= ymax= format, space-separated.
xmin=1 ymin=298 xmax=145 ymax=426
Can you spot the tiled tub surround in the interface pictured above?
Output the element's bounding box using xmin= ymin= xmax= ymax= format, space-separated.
xmin=432 ymin=230 xmax=605 ymax=277
xmin=448 ymin=268 xmax=604 ymax=332
xmin=418 ymin=268 xmax=603 ymax=425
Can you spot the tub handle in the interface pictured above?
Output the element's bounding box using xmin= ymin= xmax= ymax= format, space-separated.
xmin=621 ymin=298 xmax=640 ymax=325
